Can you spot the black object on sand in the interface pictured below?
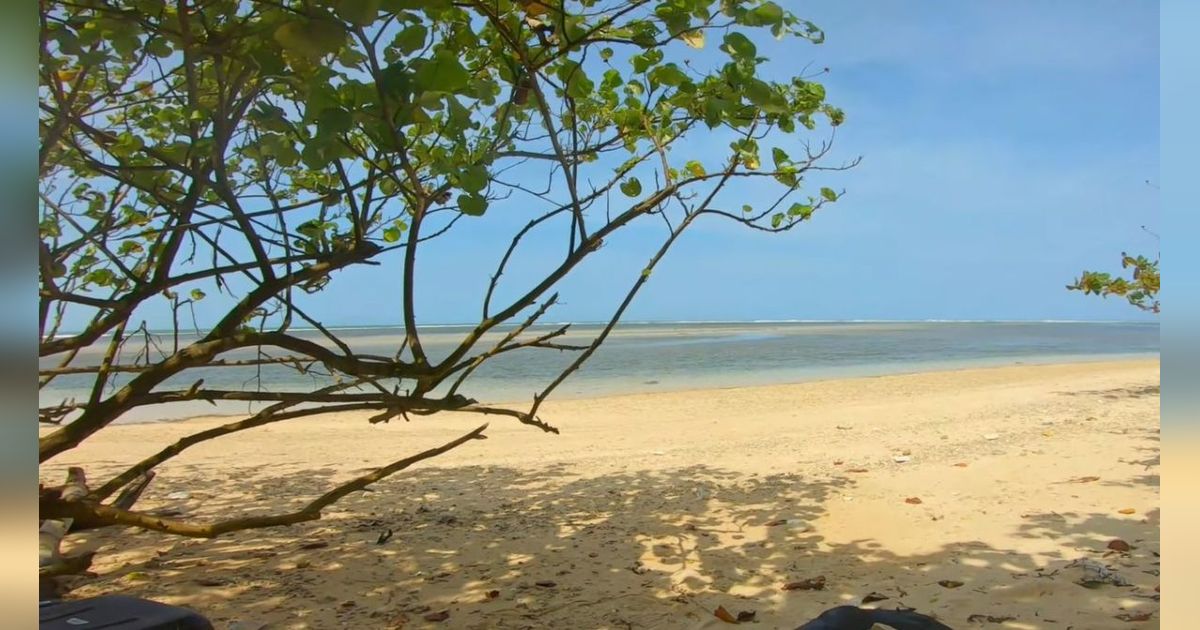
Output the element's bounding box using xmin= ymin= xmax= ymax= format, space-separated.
xmin=796 ymin=605 xmax=954 ymax=630
xmin=40 ymin=595 xmax=213 ymax=629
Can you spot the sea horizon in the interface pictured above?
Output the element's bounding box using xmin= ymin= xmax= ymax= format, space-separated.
xmin=47 ymin=318 xmax=1158 ymax=337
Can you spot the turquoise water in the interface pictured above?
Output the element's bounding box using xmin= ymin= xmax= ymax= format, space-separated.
xmin=41 ymin=321 xmax=1158 ymax=422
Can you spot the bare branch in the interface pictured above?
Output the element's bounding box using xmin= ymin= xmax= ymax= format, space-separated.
xmin=49 ymin=424 xmax=489 ymax=538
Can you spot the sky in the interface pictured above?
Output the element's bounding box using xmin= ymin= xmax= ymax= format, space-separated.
xmin=51 ymin=0 xmax=1163 ymax=331
xmin=309 ymin=0 xmax=1160 ymax=326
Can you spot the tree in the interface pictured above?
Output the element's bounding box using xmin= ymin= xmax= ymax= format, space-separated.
xmin=38 ymin=0 xmax=856 ymax=574
xmin=1067 ymin=252 xmax=1159 ymax=314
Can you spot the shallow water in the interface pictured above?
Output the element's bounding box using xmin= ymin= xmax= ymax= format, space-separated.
xmin=40 ymin=321 xmax=1158 ymax=423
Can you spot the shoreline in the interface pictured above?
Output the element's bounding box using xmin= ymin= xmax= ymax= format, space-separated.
xmin=60 ymin=353 xmax=1159 ymax=427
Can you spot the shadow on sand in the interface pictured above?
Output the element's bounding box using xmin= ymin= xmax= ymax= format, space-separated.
xmin=57 ymin=452 xmax=1159 ymax=629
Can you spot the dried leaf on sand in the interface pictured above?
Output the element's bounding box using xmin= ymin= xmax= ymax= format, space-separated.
xmin=1107 ymin=539 xmax=1132 ymax=552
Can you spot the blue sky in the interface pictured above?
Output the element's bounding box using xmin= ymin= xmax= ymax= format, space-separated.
xmin=54 ymin=1 xmax=1162 ymax=331
xmin=307 ymin=0 xmax=1160 ymax=326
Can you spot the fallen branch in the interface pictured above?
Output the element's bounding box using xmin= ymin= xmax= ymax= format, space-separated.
xmin=111 ymin=471 xmax=155 ymax=511
xmin=61 ymin=467 xmax=89 ymax=501
xmin=39 ymin=469 xmax=95 ymax=577
xmin=47 ymin=424 xmax=489 ymax=538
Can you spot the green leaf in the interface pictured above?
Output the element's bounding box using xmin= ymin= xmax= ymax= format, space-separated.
xmin=743 ymin=2 xmax=784 ymax=27
xmin=703 ymin=98 xmax=725 ymax=128
xmin=600 ymin=47 xmax=614 ymax=61
xmin=145 ymin=37 xmax=172 ymax=58
xmin=823 ymin=105 xmax=846 ymax=126
xmin=86 ymin=268 xmax=115 ymax=287
xmin=655 ymin=3 xmax=690 ymax=36
xmin=190 ymin=289 xmax=206 ymax=301
xmin=685 ymin=160 xmax=705 ymax=177
xmin=771 ymin=213 xmax=784 ymax=228
xmin=722 ymin=32 xmax=757 ymax=60
xmin=249 ymin=104 xmax=291 ymax=133
xmin=742 ymin=204 xmax=753 ymax=213
xmin=378 ymin=63 xmax=413 ymax=102
xmin=415 ymin=52 xmax=470 ymax=93
xmin=731 ymin=138 xmax=760 ymax=169
xmin=274 ymin=18 xmax=347 ymax=61
xmin=820 ymin=187 xmax=838 ymax=202
xmin=745 ymin=79 xmax=789 ymax=114
xmin=631 ymin=49 xmax=664 ymax=74
xmin=620 ymin=177 xmax=642 ymax=197
xmin=109 ymin=132 xmax=144 ymax=159
xmin=335 ymin=0 xmax=382 ymax=26
xmin=459 ymin=164 xmax=489 ymax=193
xmin=649 ymin=63 xmax=688 ymax=87
xmin=627 ymin=19 xmax=661 ymax=47
xmin=787 ymin=203 xmax=813 ymax=219
xmin=774 ymin=168 xmax=798 ymax=187
xmin=557 ymin=60 xmax=595 ymax=99
xmin=383 ymin=226 xmax=403 ymax=242
xmin=458 ymin=193 xmax=488 ymax=216
xmin=316 ymin=107 xmax=353 ymax=136
xmin=772 ymin=147 xmax=790 ymax=168
xmin=391 ymin=24 xmax=428 ymax=55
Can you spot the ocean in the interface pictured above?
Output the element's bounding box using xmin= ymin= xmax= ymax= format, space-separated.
xmin=40 ymin=321 xmax=1159 ymax=423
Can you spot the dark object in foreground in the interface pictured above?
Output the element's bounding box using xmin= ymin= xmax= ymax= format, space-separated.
xmin=796 ymin=605 xmax=954 ymax=630
xmin=40 ymin=595 xmax=213 ymax=629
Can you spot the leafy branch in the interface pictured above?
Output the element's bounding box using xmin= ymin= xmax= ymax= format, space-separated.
xmin=38 ymin=0 xmax=857 ymax=560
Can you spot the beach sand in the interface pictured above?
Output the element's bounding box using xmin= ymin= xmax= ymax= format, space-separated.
xmin=41 ymin=359 xmax=1160 ymax=629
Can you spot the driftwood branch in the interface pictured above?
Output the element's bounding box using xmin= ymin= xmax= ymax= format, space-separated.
xmin=111 ymin=471 xmax=155 ymax=511
xmin=46 ymin=424 xmax=489 ymax=538
xmin=39 ymin=468 xmax=95 ymax=577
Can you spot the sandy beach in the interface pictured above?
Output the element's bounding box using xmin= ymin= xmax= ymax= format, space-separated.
xmin=41 ymin=358 xmax=1160 ymax=629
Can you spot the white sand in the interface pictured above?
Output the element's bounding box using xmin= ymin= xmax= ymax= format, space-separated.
xmin=42 ymin=359 xmax=1160 ymax=628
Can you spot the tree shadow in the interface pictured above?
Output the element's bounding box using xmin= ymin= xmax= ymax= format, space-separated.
xmin=57 ymin=459 xmax=1159 ymax=629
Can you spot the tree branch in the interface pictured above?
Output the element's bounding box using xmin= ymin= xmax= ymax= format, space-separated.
xmin=49 ymin=424 xmax=489 ymax=538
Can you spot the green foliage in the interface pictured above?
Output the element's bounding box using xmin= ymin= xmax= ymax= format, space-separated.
xmin=619 ymin=177 xmax=643 ymax=197
xmin=1068 ymin=253 xmax=1160 ymax=313
xmin=38 ymin=0 xmax=855 ymax=478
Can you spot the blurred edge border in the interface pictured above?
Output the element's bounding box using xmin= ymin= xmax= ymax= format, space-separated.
xmin=0 ymin=0 xmax=37 ymax=623
xmin=1162 ymin=1 xmax=1200 ymax=628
